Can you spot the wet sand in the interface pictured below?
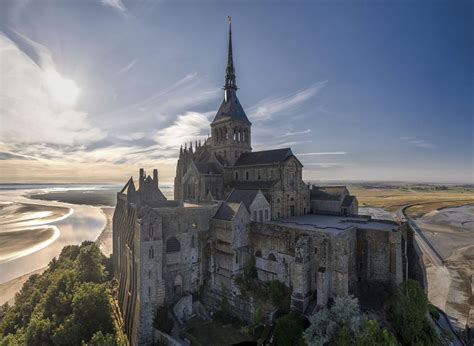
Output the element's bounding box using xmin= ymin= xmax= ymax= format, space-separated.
xmin=96 ymin=207 xmax=114 ymax=257
xmin=416 ymin=205 xmax=474 ymax=328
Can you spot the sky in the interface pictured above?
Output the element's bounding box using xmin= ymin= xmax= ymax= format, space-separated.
xmin=0 ymin=0 xmax=472 ymax=184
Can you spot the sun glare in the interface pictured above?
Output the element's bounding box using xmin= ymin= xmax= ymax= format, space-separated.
xmin=44 ymin=70 xmax=80 ymax=107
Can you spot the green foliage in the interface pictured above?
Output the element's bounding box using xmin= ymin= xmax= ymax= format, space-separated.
xmin=303 ymin=296 xmax=397 ymax=346
xmin=0 ymin=242 xmax=120 ymax=345
xmin=253 ymin=306 xmax=263 ymax=326
xmin=153 ymin=306 xmax=173 ymax=334
xmin=355 ymin=320 xmax=397 ymax=346
xmin=387 ymin=279 xmax=439 ymax=345
xmin=273 ymin=313 xmax=306 ymax=346
xmin=243 ymin=256 xmax=258 ymax=282
xmin=428 ymin=303 xmax=440 ymax=321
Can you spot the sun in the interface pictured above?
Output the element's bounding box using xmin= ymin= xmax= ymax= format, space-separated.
xmin=44 ymin=69 xmax=80 ymax=107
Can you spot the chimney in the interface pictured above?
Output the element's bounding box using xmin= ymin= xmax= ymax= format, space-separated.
xmin=153 ymin=169 xmax=158 ymax=186
xmin=139 ymin=168 xmax=145 ymax=189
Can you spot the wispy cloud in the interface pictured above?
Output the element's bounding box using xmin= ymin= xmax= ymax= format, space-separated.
xmin=101 ymin=0 xmax=126 ymax=13
xmin=400 ymin=136 xmax=435 ymax=149
xmin=297 ymin=151 xmax=347 ymax=156
xmin=283 ymin=129 xmax=311 ymax=136
xmin=117 ymin=58 xmax=138 ymax=75
xmin=247 ymin=81 xmax=327 ymax=121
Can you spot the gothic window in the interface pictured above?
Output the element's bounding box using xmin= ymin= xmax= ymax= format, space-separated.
xmin=253 ymin=211 xmax=257 ymax=220
xmin=255 ymin=250 xmax=262 ymax=257
xmin=148 ymin=287 xmax=151 ymax=297
xmin=191 ymin=235 xmax=196 ymax=248
xmin=166 ymin=237 xmax=180 ymax=253
xmin=258 ymin=210 xmax=263 ymax=222
xmin=235 ymin=172 xmax=238 ymax=180
xmin=149 ymin=226 xmax=153 ymax=240
xmin=277 ymin=198 xmax=280 ymax=203
xmin=290 ymin=197 xmax=294 ymax=202
xmin=264 ymin=209 xmax=269 ymax=220
xmin=235 ymin=252 xmax=239 ymax=264
xmin=149 ymin=246 xmax=154 ymax=259
xmin=269 ymin=170 xmax=273 ymax=179
xmin=148 ymin=270 xmax=151 ymax=279
xmin=268 ymin=253 xmax=277 ymax=261
xmin=224 ymin=150 xmax=227 ymax=158
xmin=246 ymin=171 xmax=249 ymax=180
xmin=257 ymin=171 xmax=261 ymax=180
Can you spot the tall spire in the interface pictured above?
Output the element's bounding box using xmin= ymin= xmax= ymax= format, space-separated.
xmin=224 ymin=16 xmax=237 ymax=91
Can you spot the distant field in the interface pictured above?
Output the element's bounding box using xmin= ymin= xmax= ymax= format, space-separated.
xmin=348 ymin=184 xmax=474 ymax=217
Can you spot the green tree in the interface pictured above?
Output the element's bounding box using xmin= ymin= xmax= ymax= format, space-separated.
xmin=76 ymin=244 xmax=106 ymax=283
xmin=85 ymin=330 xmax=117 ymax=345
xmin=273 ymin=313 xmax=306 ymax=346
xmin=304 ymin=296 xmax=363 ymax=345
xmin=355 ymin=319 xmax=397 ymax=346
xmin=387 ymin=280 xmax=438 ymax=345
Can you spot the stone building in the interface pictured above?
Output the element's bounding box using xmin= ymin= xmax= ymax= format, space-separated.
xmin=113 ymin=20 xmax=417 ymax=345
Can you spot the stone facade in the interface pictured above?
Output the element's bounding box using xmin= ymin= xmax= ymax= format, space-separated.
xmin=112 ymin=21 xmax=415 ymax=345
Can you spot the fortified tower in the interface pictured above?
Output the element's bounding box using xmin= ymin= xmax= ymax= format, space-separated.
xmin=210 ymin=17 xmax=252 ymax=166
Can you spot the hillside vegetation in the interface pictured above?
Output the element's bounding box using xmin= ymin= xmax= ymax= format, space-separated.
xmin=0 ymin=242 xmax=125 ymax=345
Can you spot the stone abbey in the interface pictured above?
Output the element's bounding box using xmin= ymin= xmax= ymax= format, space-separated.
xmin=113 ymin=21 xmax=420 ymax=345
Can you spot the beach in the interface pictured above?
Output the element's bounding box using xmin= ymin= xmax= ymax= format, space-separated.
xmin=0 ymin=185 xmax=118 ymax=305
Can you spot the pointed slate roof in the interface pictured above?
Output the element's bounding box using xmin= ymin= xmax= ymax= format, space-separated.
xmin=214 ymin=202 xmax=242 ymax=221
xmin=211 ymin=18 xmax=251 ymax=126
xmin=226 ymin=189 xmax=260 ymax=210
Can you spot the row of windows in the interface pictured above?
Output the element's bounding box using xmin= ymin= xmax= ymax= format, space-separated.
xmin=214 ymin=127 xmax=250 ymax=143
xmin=234 ymin=169 xmax=274 ymax=181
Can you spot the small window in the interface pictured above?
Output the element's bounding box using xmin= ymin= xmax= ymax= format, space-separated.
xmin=235 ymin=172 xmax=238 ymax=180
xmin=148 ymin=287 xmax=151 ymax=296
xmin=290 ymin=197 xmax=294 ymax=202
xmin=149 ymin=246 xmax=154 ymax=259
xmin=259 ymin=210 xmax=263 ymax=222
xmin=253 ymin=211 xmax=257 ymax=220
xmin=246 ymin=171 xmax=249 ymax=180
xmin=264 ymin=209 xmax=269 ymax=220
xmin=277 ymin=212 xmax=281 ymax=218
xmin=149 ymin=227 xmax=153 ymax=240
xmin=255 ymin=250 xmax=262 ymax=258
xmin=235 ymin=252 xmax=239 ymax=264
xmin=268 ymin=253 xmax=277 ymax=261
xmin=277 ymin=198 xmax=280 ymax=203
xmin=257 ymin=171 xmax=261 ymax=180
xmin=148 ymin=270 xmax=151 ymax=279
xmin=314 ymin=248 xmax=318 ymax=254
xmin=224 ymin=150 xmax=227 ymax=158
xmin=191 ymin=235 xmax=196 ymax=248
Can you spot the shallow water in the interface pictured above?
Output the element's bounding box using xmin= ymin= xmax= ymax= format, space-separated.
xmin=0 ymin=187 xmax=107 ymax=283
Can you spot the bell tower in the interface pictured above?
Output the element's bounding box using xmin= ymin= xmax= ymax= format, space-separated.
xmin=210 ymin=17 xmax=252 ymax=166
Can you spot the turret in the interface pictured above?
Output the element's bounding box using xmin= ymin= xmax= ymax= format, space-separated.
xmin=153 ymin=169 xmax=158 ymax=186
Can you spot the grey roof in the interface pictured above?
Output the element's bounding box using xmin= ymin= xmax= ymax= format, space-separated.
xmin=211 ymin=91 xmax=251 ymax=125
xmin=342 ymin=195 xmax=356 ymax=208
xmin=226 ymin=189 xmax=259 ymax=209
xmin=310 ymin=186 xmax=348 ymax=201
xmin=234 ymin=148 xmax=294 ymax=167
xmin=194 ymin=162 xmax=223 ymax=175
xmin=228 ymin=181 xmax=276 ymax=190
xmin=214 ymin=202 xmax=241 ymax=221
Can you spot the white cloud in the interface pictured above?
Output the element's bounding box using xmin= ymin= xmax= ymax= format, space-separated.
xmin=283 ymin=129 xmax=311 ymax=136
xmin=400 ymin=136 xmax=435 ymax=149
xmin=154 ymin=111 xmax=213 ymax=150
xmin=248 ymin=81 xmax=327 ymax=121
xmin=0 ymin=33 xmax=105 ymax=145
xmin=101 ymin=0 xmax=126 ymax=13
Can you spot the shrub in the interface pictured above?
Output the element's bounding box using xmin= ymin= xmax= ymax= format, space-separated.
xmin=387 ymin=279 xmax=439 ymax=345
xmin=273 ymin=313 xmax=306 ymax=346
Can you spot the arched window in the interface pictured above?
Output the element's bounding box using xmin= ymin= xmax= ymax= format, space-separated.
xmin=246 ymin=171 xmax=249 ymax=180
xmin=268 ymin=253 xmax=277 ymax=261
xmin=149 ymin=226 xmax=153 ymax=240
xmin=191 ymin=235 xmax=196 ymax=248
xmin=166 ymin=237 xmax=180 ymax=253
xmin=235 ymin=172 xmax=238 ymax=180
xmin=255 ymin=250 xmax=262 ymax=258
xmin=149 ymin=246 xmax=154 ymax=259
